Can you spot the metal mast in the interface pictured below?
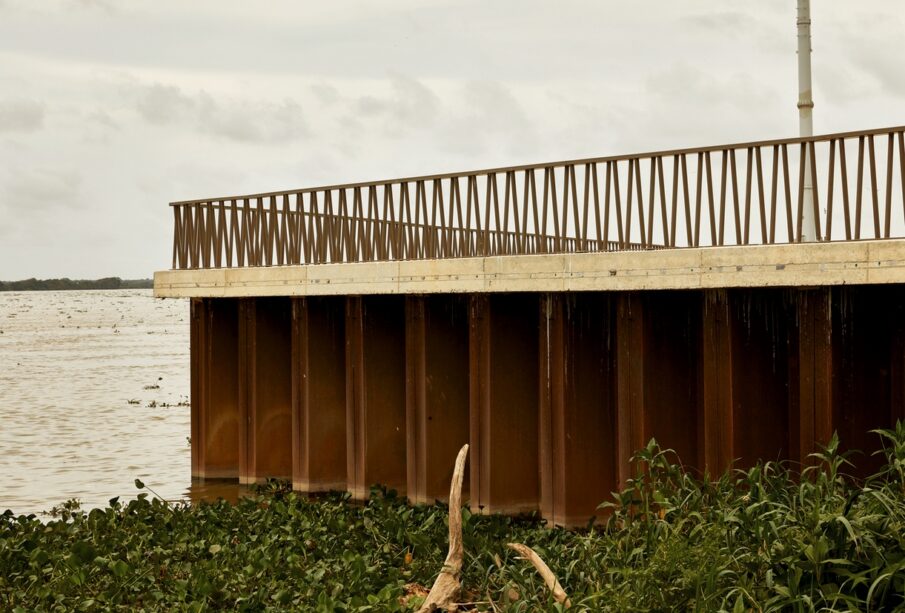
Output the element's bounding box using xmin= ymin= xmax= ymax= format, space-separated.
xmin=798 ymin=0 xmax=817 ymax=241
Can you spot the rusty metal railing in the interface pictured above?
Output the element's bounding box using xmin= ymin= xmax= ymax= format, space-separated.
xmin=171 ymin=126 xmax=905 ymax=269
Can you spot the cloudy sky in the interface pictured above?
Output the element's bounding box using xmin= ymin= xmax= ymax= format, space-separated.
xmin=0 ymin=0 xmax=902 ymax=279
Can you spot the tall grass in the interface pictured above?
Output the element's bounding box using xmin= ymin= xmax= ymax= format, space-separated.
xmin=1 ymin=422 xmax=903 ymax=611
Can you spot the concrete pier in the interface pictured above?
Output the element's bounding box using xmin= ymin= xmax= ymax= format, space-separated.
xmin=161 ymin=126 xmax=905 ymax=525
xmin=174 ymin=262 xmax=905 ymax=524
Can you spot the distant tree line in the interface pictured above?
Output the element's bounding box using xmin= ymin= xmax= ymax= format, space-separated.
xmin=0 ymin=277 xmax=153 ymax=291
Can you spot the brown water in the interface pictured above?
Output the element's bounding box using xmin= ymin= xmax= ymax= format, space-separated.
xmin=0 ymin=290 xmax=197 ymax=515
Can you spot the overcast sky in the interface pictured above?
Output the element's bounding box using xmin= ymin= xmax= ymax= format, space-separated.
xmin=0 ymin=0 xmax=902 ymax=279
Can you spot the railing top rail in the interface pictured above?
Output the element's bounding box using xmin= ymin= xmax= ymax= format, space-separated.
xmin=170 ymin=125 xmax=905 ymax=206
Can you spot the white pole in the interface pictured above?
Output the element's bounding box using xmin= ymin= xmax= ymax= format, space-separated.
xmin=798 ymin=0 xmax=817 ymax=241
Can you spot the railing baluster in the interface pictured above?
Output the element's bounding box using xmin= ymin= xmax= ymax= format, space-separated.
xmin=869 ymin=134 xmax=880 ymax=239
xmin=681 ymin=154 xmax=692 ymax=248
xmin=855 ymin=136 xmax=865 ymax=240
xmin=809 ymin=141 xmax=821 ymax=242
xmin=825 ymin=140 xmax=835 ymax=242
xmin=657 ymin=156 xmax=668 ymax=247
xmin=839 ymin=140 xmax=852 ymax=241
xmin=885 ymin=133 xmax=894 ymax=239
xmin=744 ymin=148 xmax=753 ymax=245
xmin=166 ymin=127 xmax=905 ymax=269
xmin=755 ymin=148 xmax=767 ymax=245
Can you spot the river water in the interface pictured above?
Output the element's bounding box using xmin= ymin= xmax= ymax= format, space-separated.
xmin=0 ymin=290 xmax=194 ymax=516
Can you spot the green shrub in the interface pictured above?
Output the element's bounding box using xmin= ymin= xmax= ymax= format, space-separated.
xmin=2 ymin=423 xmax=904 ymax=611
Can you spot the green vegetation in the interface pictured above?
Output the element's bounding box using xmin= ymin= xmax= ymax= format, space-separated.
xmin=2 ymin=423 xmax=904 ymax=612
xmin=0 ymin=277 xmax=152 ymax=292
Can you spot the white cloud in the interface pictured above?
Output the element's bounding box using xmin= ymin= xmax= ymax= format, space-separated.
xmin=0 ymin=98 xmax=44 ymax=133
xmin=0 ymin=0 xmax=902 ymax=278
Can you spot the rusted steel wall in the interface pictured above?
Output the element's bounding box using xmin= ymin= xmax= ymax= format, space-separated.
xmin=189 ymin=299 xmax=240 ymax=479
xmin=405 ymin=295 xmax=470 ymax=505
xmin=291 ymin=296 xmax=347 ymax=493
xmin=237 ymin=298 xmax=292 ymax=484
xmin=189 ymin=286 xmax=905 ymax=525
xmin=345 ymin=296 xmax=407 ymax=499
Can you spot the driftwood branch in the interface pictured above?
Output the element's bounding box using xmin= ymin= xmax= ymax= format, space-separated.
xmin=507 ymin=543 xmax=572 ymax=609
xmin=417 ymin=444 xmax=469 ymax=613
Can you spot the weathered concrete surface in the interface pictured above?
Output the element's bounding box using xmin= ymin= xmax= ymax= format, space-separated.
xmin=155 ymin=239 xmax=905 ymax=298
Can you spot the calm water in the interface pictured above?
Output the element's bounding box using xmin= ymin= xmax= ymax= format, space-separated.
xmin=0 ymin=290 xmax=194 ymax=515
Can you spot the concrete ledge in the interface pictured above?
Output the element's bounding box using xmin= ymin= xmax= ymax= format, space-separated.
xmin=154 ymin=239 xmax=905 ymax=298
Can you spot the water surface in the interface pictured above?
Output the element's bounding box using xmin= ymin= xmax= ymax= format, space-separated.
xmin=0 ymin=290 xmax=192 ymax=515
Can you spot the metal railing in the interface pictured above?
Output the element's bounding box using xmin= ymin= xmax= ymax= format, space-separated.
xmin=171 ymin=126 xmax=905 ymax=269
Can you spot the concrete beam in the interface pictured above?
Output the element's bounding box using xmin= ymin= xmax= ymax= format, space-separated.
xmin=156 ymin=239 xmax=905 ymax=298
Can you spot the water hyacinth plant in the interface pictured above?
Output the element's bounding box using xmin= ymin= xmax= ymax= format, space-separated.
xmin=0 ymin=422 xmax=903 ymax=611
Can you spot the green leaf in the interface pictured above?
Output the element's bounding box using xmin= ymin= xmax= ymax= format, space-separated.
xmin=70 ymin=541 xmax=96 ymax=565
